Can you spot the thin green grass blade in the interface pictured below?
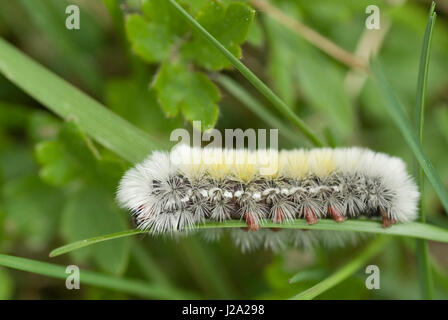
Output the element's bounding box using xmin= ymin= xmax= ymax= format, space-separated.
xmin=195 ymin=220 xmax=448 ymax=242
xmin=0 ymin=254 xmax=197 ymax=299
xmin=0 ymin=38 xmax=161 ymax=164
xmin=50 ymin=229 xmax=146 ymax=257
xmin=414 ymin=2 xmax=436 ymax=300
xmin=414 ymin=3 xmax=436 ymax=141
xmin=289 ymin=269 xmax=327 ymax=284
xmin=50 ymin=219 xmax=448 ymax=258
xmin=289 ymin=237 xmax=389 ymax=300
xmin=371 ymin=60 xmax=448 ymax=215
xmin=167 ymin=0 xmax=324 ymax=147
xmin=216 ymin=74 xmax=302 ymax=146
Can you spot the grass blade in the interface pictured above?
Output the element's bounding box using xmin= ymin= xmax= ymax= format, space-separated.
xmin=0 ymin=254 xmax=197 ymax=299
xmin=50 ymin=219 xmax=448 ymax=258
xmin=167 ymin=0 xmax=324 ymax=147
xmin=289 ymin=268 xmax=327 ymax=284
xmin=50 ymin=229 xmax=146 ymax=257
xmin=414 ymin=3 xmax=436 ymax=139
xmin=414 ymin=2 xmax=436 ymax=300
xmin=371 ymin=59 xmax=448 ymax=215
xmin=0 ymin=38 xmax=161 ymax=164
xmin=194 ymin=220 xmax=448 ymax=242
xmin=290 ymin=237 xmax=389 ymax=300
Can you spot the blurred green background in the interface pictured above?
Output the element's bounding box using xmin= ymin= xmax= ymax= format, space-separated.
xmin=0 ymin=0 xmax=447 ymax=299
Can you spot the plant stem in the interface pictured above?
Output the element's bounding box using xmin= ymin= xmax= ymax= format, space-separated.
xmin=168 ymin=0 xmax=324 ymax=147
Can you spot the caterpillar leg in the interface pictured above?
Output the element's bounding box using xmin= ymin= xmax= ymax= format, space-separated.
xmin=269 ymin=208 xmax=283 ymax=232
xmin=273 ymin=207 xmax=284 ymax=223
xmin=244 ymin=212 xmax=260 ymax=231
xmin=328 ymin=205 xmax=346 ymax=223
xmin=380 ymin=208 xmax=397 ymax=228
xmin=303 ymin=207 xmax=319 ymax=225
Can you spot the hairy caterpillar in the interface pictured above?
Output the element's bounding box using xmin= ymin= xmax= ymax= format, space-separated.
xmin=117 ymin=145 xmax=419 ymax=251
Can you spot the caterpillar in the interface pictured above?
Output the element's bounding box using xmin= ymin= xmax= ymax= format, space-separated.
xmin=117 ymin=145 xmax=419 ymax=251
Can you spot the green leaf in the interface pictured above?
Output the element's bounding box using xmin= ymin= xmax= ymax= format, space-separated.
xmin=141 ymin=0 xmax=187 ymax=36
xmin=179 ymin=0 xmax=208 ymax=15
xmin=125 ymin=15 xmax=174 ymax=63
xmin=0 ymin=253 xmax=196 ymax=299
xmin=60 ymin=187 xmax=130 ymax=275
xmin=182 ymin=0 xmax=254 ymax=70
xmin=125 ymin=0 xmax=189 ymax=63
xmin=0 ymin=38 xmax=161 ymax=164
xmin=153 ymin=62 xmax=219 ymax=130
